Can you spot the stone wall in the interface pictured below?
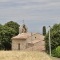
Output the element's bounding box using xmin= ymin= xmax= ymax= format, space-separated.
xmin=12 ymin=33 xmax=45 ymax=51
xmin=25 ymin=40 xmax=45 ymax=51
xmin=12 ymin=39 xmax=27 ymax=50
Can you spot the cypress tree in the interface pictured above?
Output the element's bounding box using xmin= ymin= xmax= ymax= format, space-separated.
xmin=43 ymin=26 xmax=46 ymax=36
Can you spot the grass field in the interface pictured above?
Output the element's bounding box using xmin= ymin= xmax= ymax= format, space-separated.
xmin=52 ymin=57 xmax=60 ymax=60
xmin=0 ymin=51 xmax=52 ymax=60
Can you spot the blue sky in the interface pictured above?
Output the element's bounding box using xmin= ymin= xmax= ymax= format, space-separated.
xmin=0 ymin=0 xmax=60 ymax=33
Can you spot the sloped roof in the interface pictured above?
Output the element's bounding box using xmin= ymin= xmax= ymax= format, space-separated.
xmin=12 ymin=33 xmax=44 ymax=40
xmin=28 ymin=36 xmax=45 ymax=44
xmin=12 ymin=33 xmax=31 ymax=40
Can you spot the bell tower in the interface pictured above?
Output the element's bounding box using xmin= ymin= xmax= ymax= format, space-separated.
xmin=19 ymin=20 xmax=28 ymax=34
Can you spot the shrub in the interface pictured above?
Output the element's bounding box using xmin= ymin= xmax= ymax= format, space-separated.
xmin=45 ymin=24 xmax=60 ymax=52
xmin=52 ymin=46 xmax=60 ymax=58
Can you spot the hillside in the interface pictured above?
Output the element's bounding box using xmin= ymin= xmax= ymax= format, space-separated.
xmin=0 ymin=51 xmax=52 ymax=60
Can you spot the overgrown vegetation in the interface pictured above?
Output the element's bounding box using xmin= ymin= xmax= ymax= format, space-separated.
xmin=52 ymin=46 xmax=60 ymax=58
xmin=45 ymin=23 xmax=60 ymax=57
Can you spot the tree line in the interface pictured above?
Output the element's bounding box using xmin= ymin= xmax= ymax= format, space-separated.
xmin=0 ymin=21 xmax=20 ymax=50
xmin=45 ymin=24 xmax=60 ymax=57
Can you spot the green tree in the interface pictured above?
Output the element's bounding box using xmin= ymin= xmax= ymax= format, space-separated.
xmin=52 ymin=46 xmax=60 ymax=57
xmin=5 ymin=21 xmax=20 ymax=35
xmin=43 ymin=26 xmax=46 ymax=36
xmin=0 ymin=24 xmax=4 ymax=50
xmin=45 ymin=24 xmax=60 ymax=53
xmin=0 ymin=24 xmax=3 ymax=31
xmin=0 ymin=26 xmax=16 ymax=50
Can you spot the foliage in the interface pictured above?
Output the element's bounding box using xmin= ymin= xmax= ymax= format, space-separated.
xmin=0 ymin=21 xmax=20 ymax=50
xmin=0 ymin=24 xmax=3 ymax=31
xmin=5 ymin=21 xmax=20 ymax=35
xmin=43 ymin=26 xmax=46 ymax=36
xmin=45 ymin=24 xmax=60 ymax=53
xmin=52 ymin=46 xmax=60 ymax=58
xmin=0 ymin=25 xmax=16 ymax=50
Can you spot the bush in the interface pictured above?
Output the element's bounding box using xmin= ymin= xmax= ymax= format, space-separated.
xmin=45 ymin=24 xmax=60 ymax=52
xmin=52 ymin=46 xmax=60 ymax=58
xmin=52 ymin=49 xmax=57 ymax=57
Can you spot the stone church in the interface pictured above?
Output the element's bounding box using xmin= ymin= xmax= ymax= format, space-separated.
xmin=11 ymin=24 xmax=45 ymax=51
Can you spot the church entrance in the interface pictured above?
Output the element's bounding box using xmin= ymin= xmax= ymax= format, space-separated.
xmin=18 ymin=43 xmax=20 ymax=50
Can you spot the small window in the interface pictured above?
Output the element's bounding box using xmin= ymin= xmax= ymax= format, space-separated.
xmin=18 ymin=43 xmax=20 ymax=50
xmin=35 ymin=37 xmax=36 ymax=39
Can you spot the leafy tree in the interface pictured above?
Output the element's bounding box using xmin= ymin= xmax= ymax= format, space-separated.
xmin=0 ymin=24 xmax=3 ymax=31
xmin=5 ymin=21 xmax=20 ymax=35
xmin=52 ymin=46 xmax=60 ymax=57
xmin=45 ymin=24 xmax=60 ymax=53
xmin=0 ymin=26 xmax=16 ymax=50
xmin=43 ymin=26 xmax=46 ymax=36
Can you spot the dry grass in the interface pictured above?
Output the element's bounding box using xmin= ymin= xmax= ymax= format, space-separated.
xmin=52 ymin=57 xmax=60 ymax=60
xmin=0 ymin=51 xmax=52 ymax=60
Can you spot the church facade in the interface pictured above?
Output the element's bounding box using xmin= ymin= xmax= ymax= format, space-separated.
xmin=11 ymin=25 xmax=45 ymax=51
